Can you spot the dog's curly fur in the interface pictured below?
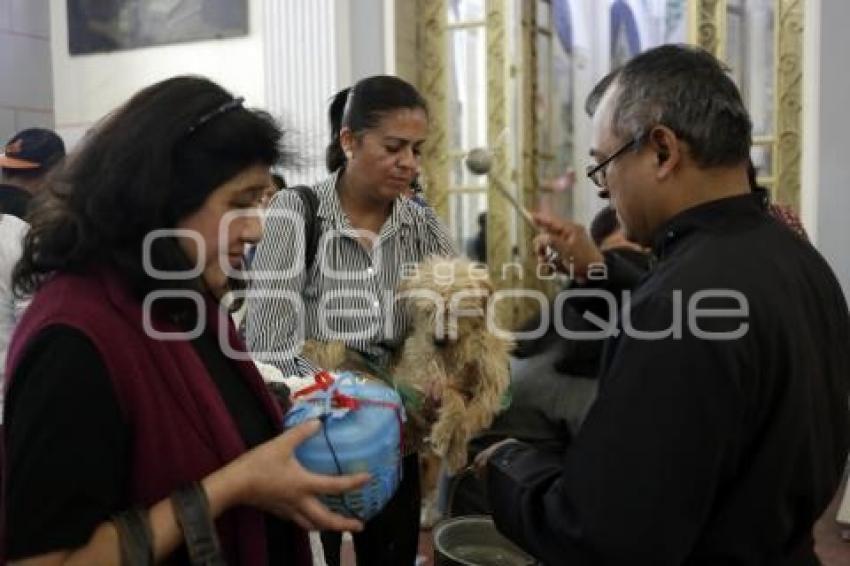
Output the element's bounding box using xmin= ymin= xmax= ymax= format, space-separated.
xmin=301 ymin=256 xmax=512 ymax=472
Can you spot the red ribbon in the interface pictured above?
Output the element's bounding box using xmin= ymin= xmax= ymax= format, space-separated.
xmin=293 ymin=370 xmax=406 ymax=466
xmin=293 ymin=370 xmax=335 ymax=398
xmin=293 ymin=370 xmax=361 ymax=410
xmin=294 ymin=371 xmax=402 ymax=410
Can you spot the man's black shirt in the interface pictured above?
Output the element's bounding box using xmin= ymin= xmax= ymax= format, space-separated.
xmin=487 ymin=193 xmax=850 ymax=565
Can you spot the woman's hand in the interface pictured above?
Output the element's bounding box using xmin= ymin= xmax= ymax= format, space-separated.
xmin=8 ymin=421 xmax=367 ymax=566
xmin=223 ymin=420 xmax=370 ymax=532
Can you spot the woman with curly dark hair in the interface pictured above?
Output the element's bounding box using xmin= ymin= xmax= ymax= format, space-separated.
xmin=3 ymin=76 xmax=367 ymax=565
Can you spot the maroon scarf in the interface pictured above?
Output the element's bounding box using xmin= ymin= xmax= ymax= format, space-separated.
xmin=5 ymin=269 xmax=310 ymax=565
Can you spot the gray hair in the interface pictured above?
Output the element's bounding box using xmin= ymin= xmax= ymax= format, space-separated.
xmin=585 ymin=68 xmax=620 ymax=118
xmin=609 ymin=44 xmax=752 ymax=168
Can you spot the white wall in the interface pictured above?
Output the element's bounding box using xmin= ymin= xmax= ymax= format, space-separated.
xmin=261 ymin=0 xmax=390 ymax=186
xmin=49 ymin=0 xmax=266 ymax=148
xmin=47 ymin=0 xmax=392 ymax=183
xmin=265 ymin=0 xmax=339 ymax=185
xmin=802 ymin=0 xmax=850 ymax=301
xmin=0 ymin=0 xmax=53 ymax=143
xmin=336 ymin=0 xmax=386 ymax=85
xmin=257 ymin=0 xmax=388 ymax=185
xmin=572 ymin=0 xmax=613 ymax=227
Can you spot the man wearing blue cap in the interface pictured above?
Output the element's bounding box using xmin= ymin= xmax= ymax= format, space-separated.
xmin=0 ymin=128 xmax=66 ymax=219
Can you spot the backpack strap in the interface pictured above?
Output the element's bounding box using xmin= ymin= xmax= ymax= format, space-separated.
xmin=289 ymin=185 xmax=321 ymax=270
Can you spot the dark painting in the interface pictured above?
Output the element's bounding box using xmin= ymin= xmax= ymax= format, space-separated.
xmin=68 ymin=0 xmax=248 ymax=55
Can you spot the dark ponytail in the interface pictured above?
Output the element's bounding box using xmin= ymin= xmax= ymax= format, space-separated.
xmin=325 ymin=75 xmax=428 ymax=172
xmin=326 ymin=87 xmax=352 ymax=172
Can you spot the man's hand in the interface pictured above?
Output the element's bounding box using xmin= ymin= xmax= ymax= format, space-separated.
xmin=533 ymin=212 xmax=604 ymax=281
xmin=473 ymin=438 xmax=520 ymax=480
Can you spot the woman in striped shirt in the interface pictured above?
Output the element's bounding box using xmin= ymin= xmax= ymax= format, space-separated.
xmin=246 ymin=75 xmax=456 ymax=566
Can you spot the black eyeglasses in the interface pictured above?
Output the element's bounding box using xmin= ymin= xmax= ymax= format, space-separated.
xmin=586 ymin=137 xmax=639 ymax=189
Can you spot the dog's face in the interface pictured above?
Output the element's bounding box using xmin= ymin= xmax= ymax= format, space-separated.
xmin=395 ymin=257 xmax=512 ymax=471
xmin=398 ymin=256 xmax=494 ymax=348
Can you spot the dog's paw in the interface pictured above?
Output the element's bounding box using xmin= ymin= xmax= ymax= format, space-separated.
xmin=430 ymin=423 xmax=471 ymax=473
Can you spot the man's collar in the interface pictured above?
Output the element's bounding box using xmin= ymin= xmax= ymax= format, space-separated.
xmin=650 ymin=191 xmax=766 ymax=257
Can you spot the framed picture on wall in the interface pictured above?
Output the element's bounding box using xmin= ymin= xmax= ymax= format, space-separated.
xmin=67 ymin=0 xmax=248 ymax=56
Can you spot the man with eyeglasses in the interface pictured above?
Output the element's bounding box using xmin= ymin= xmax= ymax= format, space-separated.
xmin=476 ymin=45 xmax=849 ymax=566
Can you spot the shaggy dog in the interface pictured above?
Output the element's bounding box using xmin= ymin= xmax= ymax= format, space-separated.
xmin=301 ymin=256 xmax=512 ymax=473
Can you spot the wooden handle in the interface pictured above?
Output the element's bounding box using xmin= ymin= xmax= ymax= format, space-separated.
xmin=489 ymin=175 xmax=536 ymax=229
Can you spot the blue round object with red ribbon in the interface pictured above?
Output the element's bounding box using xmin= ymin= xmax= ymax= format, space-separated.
xmin=283 ymin=371 xmax=405 ymax=520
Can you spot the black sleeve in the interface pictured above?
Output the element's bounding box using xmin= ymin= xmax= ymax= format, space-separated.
xmin=486 ymin=296 xmax=745 ymax=565
xmin=562 ymin=249 xmax=650 ymax=327
xmin=599 ymin=249 xmax=650 ymax=292
xmin=5 ymin=325 xmax=128 ymax=560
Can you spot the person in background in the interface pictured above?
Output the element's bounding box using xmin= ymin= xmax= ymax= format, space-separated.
xmin=0 ymin=128 xmax=65 ymax=424
xmin=513 ymin=205 xmax=649 ymax=372
xmin=4 ymin=76 xmax=367 ymax=565
xmin=270 ymin=171 xmax=287 ymax=195
xmin=246 ymin=75 xmax=456 ymax=566
xmin=747 ymin=159 xmax=810 ymax=240
xmin=0 ymin=128 xmax=66 ymax=219
xmin=0 ymin=213 xmax=28 ymax=409
xmin=405 ymin=174 xmax=429 ymax=207
xmin=478 ymin=44 xmax=849 ymax=565
xmin=242 ymin=171 xmax=287 ymax=272
xmin=588 ymin=205 xmax=643 ymax=253
xmin=464 ymin=211 xmax=487 ymax=264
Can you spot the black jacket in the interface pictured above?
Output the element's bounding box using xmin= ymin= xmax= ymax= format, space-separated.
xmin=487 ymin=192 xmax=850 ymax=565
xmin=0 ymin=183 xmax=31 ymax=220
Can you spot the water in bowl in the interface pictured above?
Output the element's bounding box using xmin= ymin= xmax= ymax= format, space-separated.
xmin=450 ymin=544 xmax=533 ymax=566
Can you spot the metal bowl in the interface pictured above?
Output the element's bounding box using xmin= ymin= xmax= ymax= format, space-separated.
xmin=434 ymin=515 xmax=537 ymax=566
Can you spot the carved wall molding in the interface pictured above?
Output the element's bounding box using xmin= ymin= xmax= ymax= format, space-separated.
xmin=516 ymin=0 xmax=554 ymax=324
xmin=775 ymin=0 xmax=803 ymax=209
xmin=485 ymin=0 xmax=514 ymax=324
xmin=417 ymin=0 xmax=450 ymax=219
xmin=689 ymin=0 xmax=803 ymax=210
xmin=690 ymin=0 xmax=726 ymax=59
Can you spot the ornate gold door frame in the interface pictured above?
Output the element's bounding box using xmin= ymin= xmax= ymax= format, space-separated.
xmin=689 ymin=0 xmax=803 ymax=210
xmin=415 ymin=0 xmax=548 ymax=328
xmin=417 ymin=0 xmax=451 ymax=219
xmin=485 ymin=0 xmax=511 ymax=296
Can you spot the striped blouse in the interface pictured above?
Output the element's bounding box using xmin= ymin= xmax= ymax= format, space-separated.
xmin=245 ymin=171 xmax=456 ymax=376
